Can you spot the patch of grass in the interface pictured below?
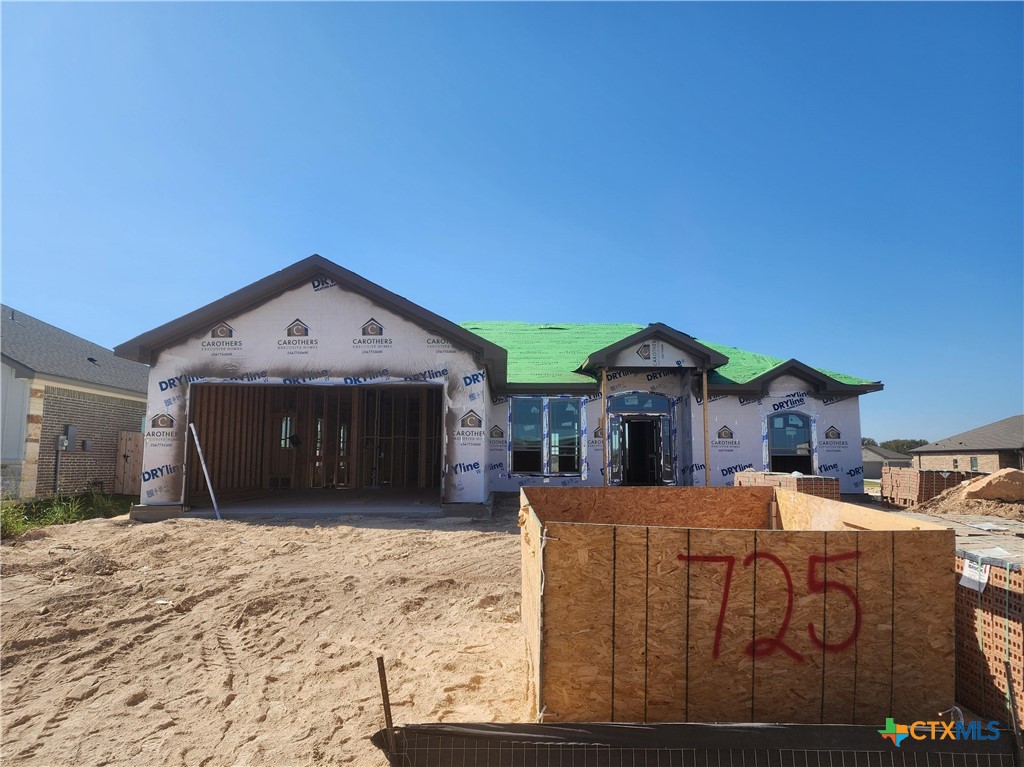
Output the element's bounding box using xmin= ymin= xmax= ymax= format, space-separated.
xmin=1 ymin=493 xmax=135 ymax=539
xmin=1 ymin=496 xmax=29 ymax=538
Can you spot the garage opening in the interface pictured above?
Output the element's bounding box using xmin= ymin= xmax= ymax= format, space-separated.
xmin=185 ymin=384 xmax=444 ymax=508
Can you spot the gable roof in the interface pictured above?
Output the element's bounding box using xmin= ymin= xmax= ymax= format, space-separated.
xmin=911 ymin=415 xmax=1024 ymax=453
xmin=110 ymin=255 xmax=880 ymax=396
xmin=461 ymin=321 xmax=881 ymax=393
xmin=580 ymin=323 xmax=729 ymax=371
xmin=2 ymin=305 xmax=148 ymax=394
xmin=862 ymin=445 xmax=913 ymax=460
xmin=114 ymin=255 xmax=509 ymax=387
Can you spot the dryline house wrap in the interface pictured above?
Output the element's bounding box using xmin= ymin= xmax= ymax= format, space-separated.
xmin=114 ymin=256 xmax=882 ymax=511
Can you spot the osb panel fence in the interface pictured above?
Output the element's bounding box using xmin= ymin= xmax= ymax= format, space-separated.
xmin=881 ymin=467 xmax=985 ymax=507
xmin=520 ymin=486 xmax=954 ymax=725
xmin=954 ymin=556 xmax=1024 ymax=723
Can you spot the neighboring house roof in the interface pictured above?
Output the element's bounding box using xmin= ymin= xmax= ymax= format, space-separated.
xmin=862 ymin=445 xmax=912 ymax=461
xmin=2 ymin=305 xmax=148 ymax=394
xmin=460 ymin=321 xmax=881 ymax=393
xmin=911 ymin=415 xmax=1024 ymax=454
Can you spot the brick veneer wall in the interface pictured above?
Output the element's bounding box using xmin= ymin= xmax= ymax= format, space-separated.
xmin=34 ymin=386 xmax=145 ymax=497
xmin=732 ymin=470 xmax=841 ymax=500
xmin=915 ymin=452 xmax=1023 ymax=472
xmin=881 ymin=467 xmax=986 ymax=507
xmin=955 ymin=556 xmax=1024 ymax=723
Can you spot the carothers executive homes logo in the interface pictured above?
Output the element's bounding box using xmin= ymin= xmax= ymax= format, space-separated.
xmin=286 ymin=319 xmax=310 ymax=337
xmin=210 ymin=322 xmax=233 ymax=338
xmin=636 ymin=343 xmax=652 ymax=361
xmin=151 ymin=414 xmax=175 ymax=429
xmin=878 ymin=718 xmax=1000 ymax=747
xmin=354 ymin=318 xmax=392 ymax=352
xmin=460 ymin=410 xmax=483 ymax=429
xmin=202 ymin=321 xmax=243 ymax=354
xmin=361 ymin=318 xmax=384 ymax=336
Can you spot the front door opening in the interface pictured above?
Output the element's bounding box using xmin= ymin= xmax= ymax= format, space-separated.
xmin=624 ymin=418 xmax=659 ymax=485
xmin=768 ymin=411 xmax=813 ymax=474
xmin=607 ymin=392 xmax=675 ymax=486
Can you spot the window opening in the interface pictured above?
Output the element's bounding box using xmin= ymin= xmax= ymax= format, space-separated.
xmin=510 ymin=396 xmax=583 ymax=476
xmin=767 ymin=412 xmax=813 ymax=474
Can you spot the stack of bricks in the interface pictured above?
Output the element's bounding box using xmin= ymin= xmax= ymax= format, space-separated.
xmin=732 ymin=471 xmax=841 ymax=500
xmin=954 ymin=556 xmax=1024 ymax=723
xmin=881 ymin=466 xmax=985 ymax=507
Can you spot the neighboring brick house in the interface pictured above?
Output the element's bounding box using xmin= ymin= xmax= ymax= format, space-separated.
xmin=1 ymin=305 xmax=149 ymax=498
xmin=910 ymin=414 xmax=1024 ymax=473
xmin=860 ymin=444 xmax=912 ymax=479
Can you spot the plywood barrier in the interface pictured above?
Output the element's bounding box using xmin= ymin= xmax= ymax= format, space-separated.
xmin=519 ymin=486 xmax=773 ymax=529
xmin=519 ymin=506 xmax=543 ymax=720
xmin=521 ymin=486 xmax=955 ymax=725
xmin=774 ymin=489 xmax=948 ymax=532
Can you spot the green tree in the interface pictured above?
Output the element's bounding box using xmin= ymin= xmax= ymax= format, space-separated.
xmin=879 ymin=438 xmax=928 ymax=455
xmin=861 ymin=437 xmax=878 ymax=446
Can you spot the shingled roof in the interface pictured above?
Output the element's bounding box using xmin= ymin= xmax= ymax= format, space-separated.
xmin=911 ymin=415 xmax=1024 ymax=453
xmin=862 ymin=444 xmax=912 ymax=461
xmin=2 ymin=305 xmax=148 ymax=394
xmin=459 ymin=321 xmax=881 ymax=393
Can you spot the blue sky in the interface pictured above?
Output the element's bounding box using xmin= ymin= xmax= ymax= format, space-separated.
xmin=3 ymin=2 xmax=1021 ymax=442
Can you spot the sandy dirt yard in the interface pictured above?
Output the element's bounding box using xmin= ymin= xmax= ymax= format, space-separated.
xmin=1 ymin=512 xmax=530 ymax=766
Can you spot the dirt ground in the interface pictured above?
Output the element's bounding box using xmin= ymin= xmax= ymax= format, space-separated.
xmin=0 ymin=513 xmax=530 ymax=766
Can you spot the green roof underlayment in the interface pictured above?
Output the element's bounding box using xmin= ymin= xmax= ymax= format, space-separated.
xmin=459 ymin=322 xmax=876 ymax=388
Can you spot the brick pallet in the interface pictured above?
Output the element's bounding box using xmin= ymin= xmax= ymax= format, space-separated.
xmin=954 ymin=556 xmax=1024 ymax=723
xmin=733 ymin=470 xmax=840 ymax=500
xmin=881 ymin=466 xmax=985 ymax=507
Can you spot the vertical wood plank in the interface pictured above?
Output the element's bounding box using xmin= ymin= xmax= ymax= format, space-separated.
xmin=540 ymin=521 xmax=614 ymax=722
xmin=520 ymin=508 xmax=544 ymax=720
xmin=645 ymin=527 xmax=688 ymax=722
xmin=685 ymin=528 xmax=756 ymax=722
xmin=820 ymin=530 xmax=861 ymax=723
xmin=891 ymin=529 xmax=956 ymax=720
xmin=612 ymin=526 xmax=648 ymax=721
xmin=751 ymin=530 xmax=825 ymax=723
xmin=852 ymin=531 xmax=894 ymax=723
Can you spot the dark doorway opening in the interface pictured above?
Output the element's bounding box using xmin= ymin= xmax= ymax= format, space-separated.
xmin=624 ymin=418 xmax=660 ymax=485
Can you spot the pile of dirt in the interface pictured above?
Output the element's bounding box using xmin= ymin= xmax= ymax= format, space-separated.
xmin=0 ymin=513 xmax=530 ymax=766
xmin=915 ymin=475 xmax=1024 ymax=521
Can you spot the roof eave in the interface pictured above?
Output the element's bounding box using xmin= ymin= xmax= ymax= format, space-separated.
xmin=580 ymin=323 xmax=729 ymax=372
xmin=0 ymin=353 xmax=36 ymax=380
xmin=720 ymin=358 xmax=882 ymax=395
xmin=114 ymin=254 xmax=509 ymax=387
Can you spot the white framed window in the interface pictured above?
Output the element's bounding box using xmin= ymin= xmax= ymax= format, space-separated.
xmin=510 ymin=396 xmax=584 ymax=476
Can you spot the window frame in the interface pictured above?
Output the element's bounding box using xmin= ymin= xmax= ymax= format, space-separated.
xmin=508 ymin=395 xmax=586 ymax=477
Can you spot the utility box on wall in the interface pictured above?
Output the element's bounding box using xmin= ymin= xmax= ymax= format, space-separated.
xmin=520 ymin=486 xmax=955 ymax=725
